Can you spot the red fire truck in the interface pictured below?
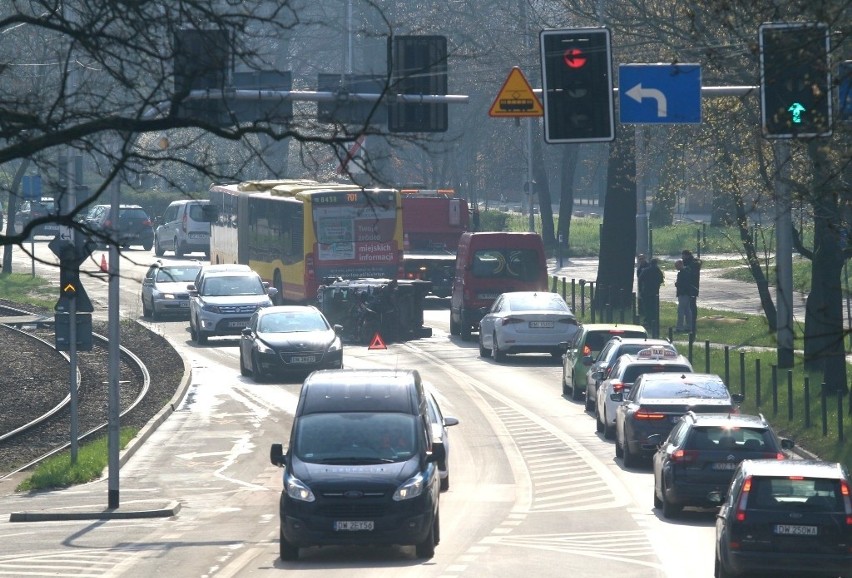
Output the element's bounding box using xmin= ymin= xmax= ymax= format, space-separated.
xmin=400 ymin=189 xmax=471 ymax=298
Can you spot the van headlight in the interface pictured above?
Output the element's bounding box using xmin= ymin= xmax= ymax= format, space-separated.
xmin=284 ymin=473 xmax=315 ymax=502
xmin=393 ymin=472 xmax=426 ymax=501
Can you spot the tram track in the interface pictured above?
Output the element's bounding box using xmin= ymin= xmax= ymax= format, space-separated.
xmin=0 ymin=302 xmax=184 ymax=482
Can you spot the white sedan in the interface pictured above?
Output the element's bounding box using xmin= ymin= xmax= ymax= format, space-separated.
xmin=478 ymin=291 xmax=579 ymax=362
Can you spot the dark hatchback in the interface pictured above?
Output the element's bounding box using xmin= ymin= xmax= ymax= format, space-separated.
xmin=86 ymin=204 xmax=154 ymax=250
xmin=238 ymin=305 xmax=343 ymax=382
xmin=650 ymin=412 xmax=794 ymax=518
xmin=715 ymin=459 xmax=852 ymax=578
xmin=613 ymin=372 xmax=743 ymax=468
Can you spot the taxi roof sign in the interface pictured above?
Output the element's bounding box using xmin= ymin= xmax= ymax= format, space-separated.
xmin=636 ymin=347 xmax=678 ymax=360
xmin=489 ymin=67 xmax=543 ymax=118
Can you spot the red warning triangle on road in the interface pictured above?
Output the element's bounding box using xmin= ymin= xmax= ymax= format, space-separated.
xmin=368 ymin=333 xmax=387 ymax=350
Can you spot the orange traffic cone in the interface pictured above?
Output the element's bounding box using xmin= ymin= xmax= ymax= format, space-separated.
xmin=100 ymin=254 xmax=108 ymax=272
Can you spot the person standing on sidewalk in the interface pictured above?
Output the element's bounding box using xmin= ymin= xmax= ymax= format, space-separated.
xmin=674 ymin=259 xmax=693 ymax=332
xmin=635 ymin=254 xmax=649 ymax=323
xmin=638 ymin=258 xmax=664 ymax=338
xmin=682 ymin=250 xmax=701 ymax=333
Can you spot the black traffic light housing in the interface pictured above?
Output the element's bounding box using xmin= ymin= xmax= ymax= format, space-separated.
xmin=759 ymin=22 xmax=832 ymax=138
xmin=540 ymin=28 xmax=614 ymax=144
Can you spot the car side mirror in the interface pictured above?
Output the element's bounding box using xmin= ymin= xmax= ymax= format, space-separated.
xmin=591 ymin=370 xmax=603 ymax=381
xmin=558 ymin=341 xmax=569 ymax=352
xmin=333 ymin=324 xmax=344 ymax=335
xmin=444 ymin=416 xmax=459 ymax=427
xmin=270 ymin=443 xmax=286 ymax=466
xmin=582 ymin=356 xmax=595 ymax=366
xmin=731 ymin=393 xmax=745 ymax=404
xmin=241 ymin=327 xmax=252 ymax=337
xmin=267 ymin=287 xmax=279 ymax=298
xmin=781 ymin=438 xmax=795 ymax=450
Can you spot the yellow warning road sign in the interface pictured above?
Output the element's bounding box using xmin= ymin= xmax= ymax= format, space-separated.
xmin=489 ymin=67 xmax=543 ymax=118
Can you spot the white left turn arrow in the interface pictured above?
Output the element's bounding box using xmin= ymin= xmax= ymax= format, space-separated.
xmin=626 ymin=83 xmax=668 ymax=118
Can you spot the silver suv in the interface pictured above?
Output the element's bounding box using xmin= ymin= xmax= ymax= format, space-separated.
xmin=188 ymin=269 xmax=278 ymax=344
xmin=154 ymin=199 xmax=215 ymax=258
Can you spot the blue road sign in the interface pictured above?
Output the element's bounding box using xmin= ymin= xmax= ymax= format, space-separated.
xmin=619 ymin=64 xmax=701 ymax=124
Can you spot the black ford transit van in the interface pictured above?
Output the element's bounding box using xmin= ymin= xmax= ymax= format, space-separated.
xmin=270 ymin=369 xmax=444 ymax=561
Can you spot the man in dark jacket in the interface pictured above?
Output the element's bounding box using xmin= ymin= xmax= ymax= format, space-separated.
xmin=681 ymin=250 xmax=701 ymax=333
xmin=638 ymin=258 xmax=664 ymax=338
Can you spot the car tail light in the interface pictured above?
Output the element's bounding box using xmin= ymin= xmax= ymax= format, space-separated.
xmin=181 ymin=213 xmax=187 ymax=232
xmin=104 ymin=219 xmax=113 ymax=228
xmin=143 ymin=218 xmax=152 ymax=227
xmin=735 ymin=476 xmax=752 ymax=522
xmin=671 ymin=449 xmax=699 ymax=463
xmin=558 ymin=317 xmax=577 ymax=325
xmin=633 ymin=408 xmax=665 ymax=420
xmin=611 ymin=380 xmax=625 ymax=393
xmin=841 ymin=480 xmax=852 ymax=526
xmin=502 ymin=317 xmax=524 ymax=325
xmin=761 ymin=452 xmax=786 ymax=460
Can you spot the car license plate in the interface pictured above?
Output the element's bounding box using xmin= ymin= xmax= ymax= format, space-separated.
xmin=334 ymin=520 xmax=374 ymax=531
xmin=712 ymin=462 xmax=737 ymax=470
xmin=774 ymin=524 xmax=817 ymax=536
xmin=228 ymin=320 xmax=247 ymax=328
xmin=290 ymin=355 xmax=316 ymax=364
xmin=529 ymin=321 xmax=554 ymax=328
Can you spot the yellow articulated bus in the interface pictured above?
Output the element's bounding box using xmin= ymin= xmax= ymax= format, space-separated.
xmin=208 ymin=179 xmax=403 ymax=303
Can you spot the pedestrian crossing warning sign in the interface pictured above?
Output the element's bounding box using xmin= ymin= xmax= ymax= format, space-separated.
xmin=489 ymin=67 xmax=543 ymax=118
xmin=368 ymin=333 xmax=387 ymax=350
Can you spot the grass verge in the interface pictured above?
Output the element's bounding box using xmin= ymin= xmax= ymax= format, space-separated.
xmin=16 ymin=427 xmax=138 ymax=492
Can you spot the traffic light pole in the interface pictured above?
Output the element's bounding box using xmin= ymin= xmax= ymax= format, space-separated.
xmin=69 ymin=292 xmax=78 ymax=463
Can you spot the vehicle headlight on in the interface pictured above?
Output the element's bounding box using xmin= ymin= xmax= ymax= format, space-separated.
xmin=393 ymin=472 xmax=426 ymax=501
xmin=284 ymin=473 xmax=315 ymax=502
xmin=328 ymin=336 xmax=342 ymax=352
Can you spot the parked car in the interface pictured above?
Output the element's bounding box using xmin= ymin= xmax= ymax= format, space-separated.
xmin=715 ymin=459 xmax=852 ymax=578
xmin=86 ymin=204 xmax=154 ymax=250
xmin=188 ymin=269 xmax=277 ymax=344
xmin=140 ymin=260 xmax=203 ymax=320
xmin=154 ymin=199 xmax=215 ymax=258
xmin=478 ymin=291 xmax=578 ymax=362
xmin=584 ymin=336 xmax=677 ymax=411
xmin=559 ymin=323 xmax=648 ymax=401
xmin=269 ymin=369 xmax=443 ymax=561
xmin=238 ymin=305 xmax=343 ymax=381
xmin=613 ymin=372 xmax=744 ymax=468
xmin=650 ymin=412 xmax=794 ymax=518
xmin=15 ymin=197 xmax=59 ymax=237
xmin=426 ymin=388 xmax=459 ymax=492
xmin=594 ymin=346 xmax=693 ymax=440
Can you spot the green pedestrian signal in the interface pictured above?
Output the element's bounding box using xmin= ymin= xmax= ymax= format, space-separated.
xmin=788 ymin=102 xmax=806 ymax=124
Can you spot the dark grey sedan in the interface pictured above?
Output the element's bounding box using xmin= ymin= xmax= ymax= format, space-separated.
xmin=239 ymin=306 xmax=343 ymax=382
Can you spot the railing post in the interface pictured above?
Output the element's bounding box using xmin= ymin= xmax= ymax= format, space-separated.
xmin=724 ymin=346 xmax=730 ymax=386
xmin=755 ymin=359 xmax=761 ymax=408
xmin=704 ymin=340 xmax=710 ymax=373
xmin=771 ymin=364 xmax=778 ymax=416
xmin=804 ymin=377 xmax=810 ymax=428
xmin=821 ymin=383 xmax=828 ymax=437
xmin=837 ymin=393 xmax=844 ymax=442
xmin=787 ymin=370 xmax=793 ymax=421
xmin=739 ymin=351 xmax=746 ymax=399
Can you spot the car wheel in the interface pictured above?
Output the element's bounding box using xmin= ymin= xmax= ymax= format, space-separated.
xmin=615 ymin=431 xmax=624 ymax=458
xmin=197 ymin=330 xmax=208 ymax=345
xmin=622 ymin=439 xmax=637 ymax=468
xmin=251 ymin=352 xmax=266 ymax=382
xmin=478 ymin=333 xmax=491 ymax=357
xmin=175 ymin=238 xmax=185 ymax=258
xmin=440 ymin=473 xmax=450 ymax=492
xmin=154 ymin=236 xmax=165 ymax=257
xmin=714 ymin=553 xmax=736 ymax=578
xmin=449 ymin=312 xmax=460 ymax=336
xmin=460 ymin=321 xmax=472 ymax=341
xmin=571 ymin=378 xmax=582 ymax=401
xmin=189 ymin=316 xmax=198 ymax=342
xmin=141 ymin=298 xmax=151 ymax=319
xmin=142 ymin=239 xmax=153 ymax=251
xmin=415 ymin=509 xmax=438 ymax=559
xmin=279 ymin=528 xmax=299 ymax=561
xmin=492 ymin=333 xmax=506 ymax=362
xmin=603 ymin=411 xmax=615 ymax=440
xmin=150 ymin=305 xmax=159 ymax=322
xmin=584 ymin=386 xmax=595 ymax=411
xmin=239 ymin=349 xmax=251 ymax=377
xmin=662 ymin=481 xmax=682 ymax=518
xmin=653 ymin=481 xmax=663 ymax=509
xmin=595 ymin=406 xmax=604 ymax=433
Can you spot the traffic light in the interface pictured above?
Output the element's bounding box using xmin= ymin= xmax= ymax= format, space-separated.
xmin=759 ymin=23 xmax=831 ymax=138
xmin=539 ymin=28 xmax=614 ymax=144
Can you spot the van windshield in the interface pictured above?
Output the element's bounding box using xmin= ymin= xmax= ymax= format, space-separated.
xmin=294 ymin=412 xmax=418 ymax=464
xmin=471 ymin=249 xmax=540 ymax=281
